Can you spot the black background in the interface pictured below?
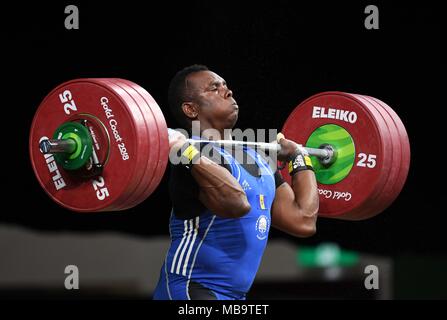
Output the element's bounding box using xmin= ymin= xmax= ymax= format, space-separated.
xmin=0 ymin=1 xmax=443 ymax=259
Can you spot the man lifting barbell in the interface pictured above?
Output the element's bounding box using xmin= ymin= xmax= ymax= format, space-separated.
xmin=152 ymin=64 xmax=319 ymax=300
xmin=29 ymin=65 xmax=410 ymax=300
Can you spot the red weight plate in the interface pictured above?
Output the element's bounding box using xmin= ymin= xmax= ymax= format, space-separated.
xmin=94 ymin=79 xmax=154 ymax=211
xmin=108 ymin=79 xmax=160 ymax=210
xmin=366 ymin=96 xmax=410 ymax=208
xmin=281 ymin=92 xmax=391 ymax=220
xmin=116 ymin=79 xmax=169 ymax=208
xmin=29 ymin=79 xmax=147 ymax=212
xmin=328 ymin=93 xmax=393 ymax=220
xmin=348 ymin=94 xmax=398 ymax=219
xmin=111 ymin=79 xmax=165 ymax=209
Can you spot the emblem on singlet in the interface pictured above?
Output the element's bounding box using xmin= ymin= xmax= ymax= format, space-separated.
xmin=256 ymin=214 xmax=269 ymax=240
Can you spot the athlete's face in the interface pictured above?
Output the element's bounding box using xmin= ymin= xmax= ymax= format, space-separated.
xmin=184 ymin=71 xmax=239 ymax=131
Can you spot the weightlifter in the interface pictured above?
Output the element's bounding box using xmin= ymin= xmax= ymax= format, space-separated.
xmin=153 ymin=65 xmax=319 ymax=300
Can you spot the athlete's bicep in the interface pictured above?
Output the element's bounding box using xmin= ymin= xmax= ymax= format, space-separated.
xmin=271 ymin=173 xmax=316 ymax=237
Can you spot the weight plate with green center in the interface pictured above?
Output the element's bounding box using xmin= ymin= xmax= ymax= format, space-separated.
xmin=53 ymin=121 xmax=93 ymax=170
xmin=306 ymin=124 xmax=355 ymax=185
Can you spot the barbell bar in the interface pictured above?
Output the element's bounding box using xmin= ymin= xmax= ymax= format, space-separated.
xmin=39 ymin=129 xmax=335 ymax=163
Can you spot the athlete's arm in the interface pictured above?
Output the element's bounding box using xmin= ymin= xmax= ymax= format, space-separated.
xmin=192 ymin=156 xmax=251 ymax=218
xmin=169 ymin=131 xmax=251 ymax=219
xmin=271 ymin=137 xmax=319 ymax=237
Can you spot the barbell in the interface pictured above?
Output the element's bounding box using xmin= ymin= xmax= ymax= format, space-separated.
xmin=29 ymin=78 xmax=410 ymax=219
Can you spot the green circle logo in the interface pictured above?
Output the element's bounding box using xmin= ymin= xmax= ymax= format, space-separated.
xmin=306 ymin=124 xmax=355 ymax=185
xmin=53 ymin=121 xmax=93 ymax=170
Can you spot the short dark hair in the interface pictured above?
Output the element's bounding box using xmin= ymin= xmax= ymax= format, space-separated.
xmin=168 ymin=64 xmax=209 ymax=129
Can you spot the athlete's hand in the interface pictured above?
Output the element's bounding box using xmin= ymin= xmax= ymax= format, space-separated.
xmin=168 ymin=128 xmax=187 ymax=154
xmin=276 ymin=133 xmax=308 ymax=162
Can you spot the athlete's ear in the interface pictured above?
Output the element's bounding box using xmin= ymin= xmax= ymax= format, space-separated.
xmin=182 ymin=102 xmax=199 ymax=121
